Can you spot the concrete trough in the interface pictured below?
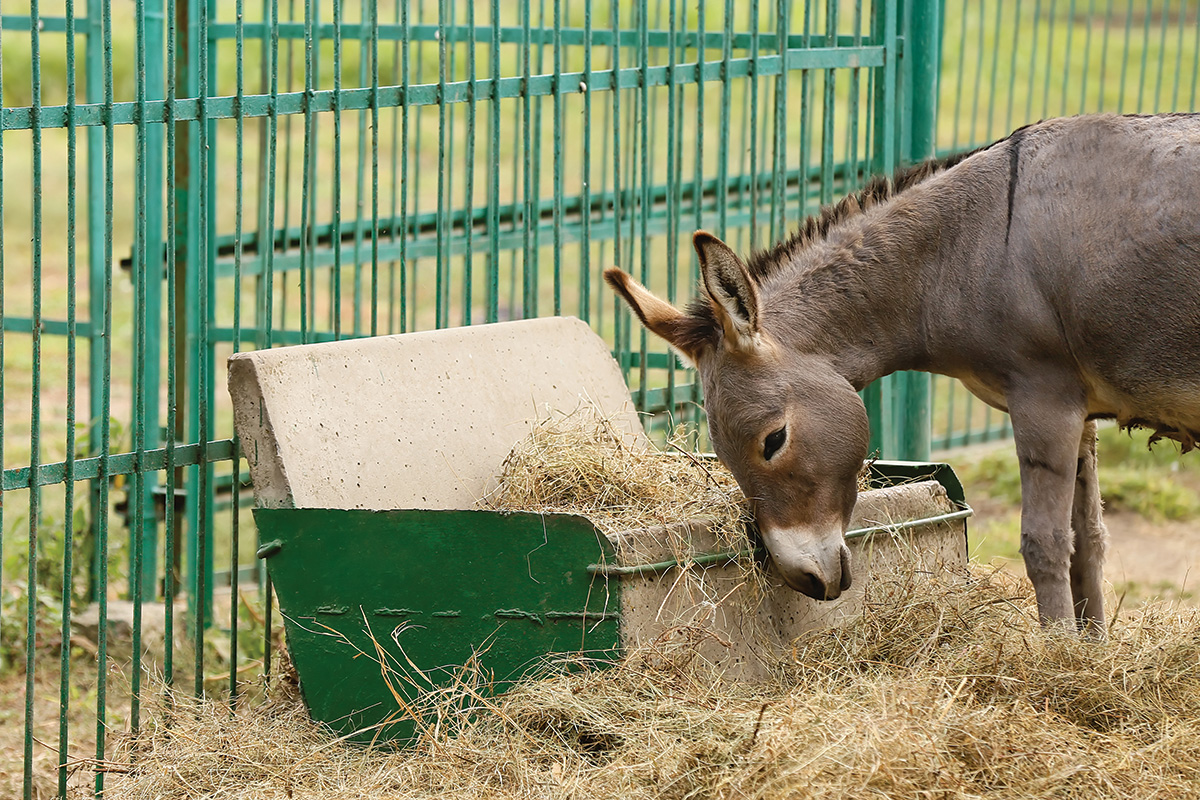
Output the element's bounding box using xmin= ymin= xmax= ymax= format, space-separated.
xmin=229 ymin=317 xmax=970 ymax=740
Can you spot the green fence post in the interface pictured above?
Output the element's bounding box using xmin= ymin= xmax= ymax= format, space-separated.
xmin=130 ymin=0 xmax=167 ymax=601
xmin=895 ymin=0 xmax=938 ymax=461
xmin=866 ymin=0 xmax=899 ymax=458
xmin=86 ymin=0 xmax=107 ymax=602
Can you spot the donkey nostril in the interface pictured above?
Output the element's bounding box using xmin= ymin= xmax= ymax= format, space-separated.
xmin=791 ymin=570 xmax=828 ymax=601
xmin=839 ymin=546 xmax=853 ymax=592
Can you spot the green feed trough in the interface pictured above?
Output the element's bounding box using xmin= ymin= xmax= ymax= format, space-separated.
xmin=254 ymin=461 xmax=969 ymax=744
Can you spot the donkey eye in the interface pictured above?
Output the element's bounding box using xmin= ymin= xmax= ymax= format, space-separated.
xmin=763 ymin=426 xmax=787 ymax=461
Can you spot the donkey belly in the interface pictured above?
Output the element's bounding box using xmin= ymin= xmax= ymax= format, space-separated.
xmin=1081 ymin=369 xmax=1200 ymax=447
xmin=1067 ymin=260 xmax=1200 ymax=444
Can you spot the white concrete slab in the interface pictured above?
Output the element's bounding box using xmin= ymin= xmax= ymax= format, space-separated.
xmin=228 ymin=317 xmax=644 ymax=510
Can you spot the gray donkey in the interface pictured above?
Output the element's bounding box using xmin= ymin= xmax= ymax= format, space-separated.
xmin=606 ymin=113 xmax=1200 ymax=635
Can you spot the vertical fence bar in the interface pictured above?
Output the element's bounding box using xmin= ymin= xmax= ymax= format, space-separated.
xmin=96 ymin=0 xmax=117 ymax=787
xmin=770 ymin=0 xmax=787 ymax=241
xmin=370 ymin=0 xmax=381 ymax=335
xmin=352 ymin=4 xmax=368 ymax=337
xmin=865 ymin=0 xmax=898 ymax=457
xmin=298 ymin=0 xmax=313 ymax=340
xmin=130 ymin=0 xmax=150 ymax=735
xmin=820 ymin=0 xmax=838 ymax=207
xmin=1191 ymin=3 xmax=1200 ymax=110
xmin=552 ymin=0 xmax=563 ymax=316
xmin=0 ymin=15 xmax=5 ymax=762
xmin=386 ymin=0 xmax=400 ymax=333
xmin=897 ymin=0 xmax=937 ymax=461
xmin=1118 ymin=0 xmax=1133 ymax=112
xmin=583 ymin=1 xmax=596 ymax=324
xmin=260 ymin=0 xmax=281 ymax=680
xmin=58 ymin=1 xmax=80 ymax=794
xmin=410 ymin=0 xmax=424 ymax=330
xmin=664 ymin=0 xmax=679 ymax=413
xmin=967 ymin=0 xmax=986 ymax=143
xmin=522 ymin=0 xmax=536 ymax=319
xmin=1152 ymin=0 xmax=1169 ymax=111
xmin=1061 ymin=0 xmax=1077 ymax=116
xmin=1098 ymin=0 xmax=1113 ymax=112
xmin=1169 ymin=0 xmax=1184 ymax=109
xmin=747 ymin=0 xmax=759 ymax=241
xmin=611 ymin=0 xmax=625 ymax=373
xmin=164 ymin=0 xmax=180 ymax=687
xmin=1005 ymin=0 xmax=1023 ymax=131
xmin=87 ymin=0 xmax=106 ymax=592
xmin=1041 ymin=0 xmax=1057 ymax=120
xmin=145 ymin=0 xmax=166 ymax=605
xmin=229 ymin=0 xmax=247 ymax=704
xmin=24 ymin=1 xmax=45 ymax=794
xmin=332 ymin=0 xmax=344 ymax=336
xmin=798 ymin=0 xmax=813 ymax=219
xmin=192 ymin=0 xmax=212 ymax=698
xmin=436 ymin=0 xmax=449 ymax=328
xmin=717 ymin=0 xmax=733 ymax=236
xmin=1079 ymin=0 xmax=1094 ymax=114
xmin=635 ymin=0 xmax=650 ymax=408
xmin=463 ymin=2 xmax=477 ymax=326
xmin=1134 ymin=0 xmax=1152 ymax=111
xmin=446 ymin=0 xmax=459 ymax=327
xmin=486 ymin=0 xmax=499 ymax=324
xmin=399 ymin=0 xmax=410 ymax=331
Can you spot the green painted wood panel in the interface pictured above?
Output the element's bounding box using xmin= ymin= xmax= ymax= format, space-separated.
xmin=254 ymin=508 xmax=622 ymax=741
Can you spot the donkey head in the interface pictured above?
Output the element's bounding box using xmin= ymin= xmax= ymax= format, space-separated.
xmin=605 ymin=231 xmax=869 ymax=600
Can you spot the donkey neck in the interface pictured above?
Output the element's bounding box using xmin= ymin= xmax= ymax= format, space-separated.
xmin=757 ymin=174 xmax=991 ymax=390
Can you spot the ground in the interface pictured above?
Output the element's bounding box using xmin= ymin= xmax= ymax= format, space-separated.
xmin=954 ymin=424 xmax=1200 ymax=608
xmin=971 ymin=494 xmax=1200 ymax=605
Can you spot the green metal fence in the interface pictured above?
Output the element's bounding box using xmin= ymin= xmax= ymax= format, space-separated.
xmin=1 ymin=0 xmax=1196 ymax=796
xmin=929 ymin=0 xmax=1200 ymax=451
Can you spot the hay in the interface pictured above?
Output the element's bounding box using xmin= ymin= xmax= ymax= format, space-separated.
xmin=478 ymin=406 xmax=755 ymax=551
xmin=108 ymin=567 xmax=1200 ymax=799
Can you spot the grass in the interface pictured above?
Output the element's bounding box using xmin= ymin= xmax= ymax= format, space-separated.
xmin=957 ymin=424 xmax=1200 ymax=516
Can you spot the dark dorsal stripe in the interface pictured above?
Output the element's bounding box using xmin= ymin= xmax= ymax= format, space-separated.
xmin=1004 ymin=123 xmax=1032 ymax=247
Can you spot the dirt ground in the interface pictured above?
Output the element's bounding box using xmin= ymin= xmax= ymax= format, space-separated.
xmin=968 ymin=494 xmax=1200 ymax=606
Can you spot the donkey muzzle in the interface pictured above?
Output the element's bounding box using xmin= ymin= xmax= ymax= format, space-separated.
xmin=760 ymin=527 xmax=853 ymax=601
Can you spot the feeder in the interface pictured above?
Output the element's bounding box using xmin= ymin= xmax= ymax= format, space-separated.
xmin=229 ymin=317 xmax=971 ymax=742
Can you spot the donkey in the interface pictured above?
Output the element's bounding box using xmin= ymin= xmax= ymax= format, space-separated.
xmin=605 ymin=113 xmax=1200 ymax=634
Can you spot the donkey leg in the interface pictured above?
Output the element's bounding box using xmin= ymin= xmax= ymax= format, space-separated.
xmin=1070 ymin=420 xmax=1108 ymax=636
xmin=1008 ymin=397 xmax=1085 ymax=627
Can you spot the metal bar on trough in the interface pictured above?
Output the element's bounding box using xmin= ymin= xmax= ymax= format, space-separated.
xmin=587 ymin=506 xmax=974 ymax=578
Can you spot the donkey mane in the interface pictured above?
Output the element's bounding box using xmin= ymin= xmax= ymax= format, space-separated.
xmin=673 ymin=127 xmax=1031 ymax=354
xmin=743 ymin=139 xmax=1009 ymax=281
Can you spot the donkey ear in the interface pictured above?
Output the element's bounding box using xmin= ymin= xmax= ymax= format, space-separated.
xmin=604 ymin=267 xmax=704 ymax=366
xmin=693 ymin=231 xmax=761 ymax=347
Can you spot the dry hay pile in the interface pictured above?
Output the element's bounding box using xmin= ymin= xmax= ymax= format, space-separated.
xmin=108 ymin=566 xmax=1200 ymax=800
xmin=478 ymin=407 xmax=755 ymax=550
